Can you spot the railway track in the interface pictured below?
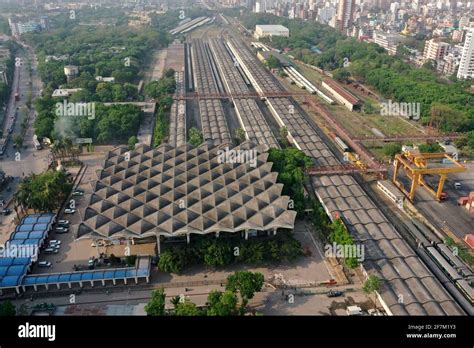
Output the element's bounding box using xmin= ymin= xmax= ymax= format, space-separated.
xmin=223 ymin=36 xmax=466 ymax=315
xmin=190 ymin=38 xmax=231 ymax=145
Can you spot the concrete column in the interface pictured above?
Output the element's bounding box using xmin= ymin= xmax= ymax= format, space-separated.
xmin=56 ymin=283 xmax=60 ymax=290
xmin=68 ymin=282 xmax=71 ymax=289
xmin=135 ymin=277 xmax=138 ymax=284
xmin=79 ymin=281 xmax=83 ymax=288
xmin=101 ymin=279 xmax=105 ymax=286
xmin=45 ymin=284 xmax=49 ymax=290
xmin=245 ymin=230 xmax=248 ymax=240
xmin=33 ymin=284 xmax=37 ymax=291
xmin=273 ymin=228 xmax=277 ymax=236
xmin=124 ymin=278 xmax=127 ymax=285
xmin=186 ymin=234 xmax=190 ymax=244
xmin=112 ymin=278 xmax=116 ymax=285
xmin=15 ymin=287 xmax=20 ymax=294
xmin=90 ymin=280 xmax=94 ymax=287
xmin=215 ymin=232 xmax=220 ymax=238
xmin=146 ymin=276 xmax=150 ymax=283
xmin=156 ymin=234 xmax=161 ymax=256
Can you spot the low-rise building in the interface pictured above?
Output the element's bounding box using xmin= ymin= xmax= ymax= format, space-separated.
xmin=254 ymin=24 xmax=289 ymax=39
xmin=322 ymin=79 xmax=360 ymax=111
xmin=96 ymin=76 xmax=115 ymax=83
xmin=373 ymin=31 xmax=407 ymax=55
xmin=52 ymin=88 xmax=83 ymax=97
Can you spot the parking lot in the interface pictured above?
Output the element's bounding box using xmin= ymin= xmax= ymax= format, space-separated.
xmin=34 ymin=151 xmax=110 ymax=274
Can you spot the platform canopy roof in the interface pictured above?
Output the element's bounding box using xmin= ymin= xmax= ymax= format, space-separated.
xmin=77 ymin=142 xmax=296 ymax=239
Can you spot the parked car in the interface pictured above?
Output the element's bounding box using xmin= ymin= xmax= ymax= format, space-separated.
xmin=72 ymin=189 xmax=84 ymax=196
xmin=44 ymin=247 xmax=59 ymax=254
xmin=64 ymin=208 xmax=76 ymax=214
xmin=55 ymin=228 xmax=69 ymax=234
xmin=327 ymin=290 xmax=343 ymax=298
xmin=88 ymin=258 xmax=96 ymax=269
xmin=48 ymin=240 xmax=61 ymax=246
xmin=346 ymin=305 xmax=363 ymax=316
xmin=2 ymin=208 xmax=11 ymax=215
xmin=58 ymin=219 xmax=70 ymax=226
xmin=38 ymin=261 xmax=52 ymax=268
xmin=454 ymin=182 xmax=462 ymax=190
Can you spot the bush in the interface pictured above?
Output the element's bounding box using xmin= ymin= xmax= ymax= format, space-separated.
xmin=125 ymin=255 xmax=137 ymax=266
xmin=158 ymin=251 xmax=184 ymax=274
xmin=203 ymin=243 xmax=232 ymax=267
xmin=158 ymin=232 xmax=304 ymax=273
xmin=383 ymin=143 xmax=402 ymax=158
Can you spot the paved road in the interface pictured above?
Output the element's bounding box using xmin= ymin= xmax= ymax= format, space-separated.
xmin=390 ymin=163 xmax=474 ymax=240
xmin=0 ymin=42 xmax=50 ymax=243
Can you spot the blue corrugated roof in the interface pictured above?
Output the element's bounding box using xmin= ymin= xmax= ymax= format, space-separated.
xmin=29 ymin=231 xmax=46 ymax=239
xmin=0 ymin=257 xmax=30 ymax=267
xmin=13 ymin=257 xmax=31 ymax=265
xmin=11 ymin=232 xmax=29 ymax=239
xmin=8 ymin=265 xmax=28 ymax=276
xmin=20 ymin=267 xmax=149 ymax=286
xmin=0 ymin=266 xmax=8 ymax=276
xmin=0 ymin=276 xmax=22 ymax=287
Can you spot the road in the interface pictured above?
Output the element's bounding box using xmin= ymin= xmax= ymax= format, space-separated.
xmin=0 ymin=41 xmax=50 ymax=243
xmin=391 ymin=163 xmax=474 ymax=241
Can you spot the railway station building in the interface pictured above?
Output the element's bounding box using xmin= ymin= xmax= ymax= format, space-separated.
xmin=76 ymin=142 xmax=297 ymax=254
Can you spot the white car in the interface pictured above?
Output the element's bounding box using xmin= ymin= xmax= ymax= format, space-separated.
xmin=44 ymin=247 xmax=59 ymax=254
xmin=58 ymin=219 xmax=70 ymax=225
xmin=64 ymin=208 xmax=76 ymax=214
xmin=38 ymin=261 xmax=52 ymax=267
xmin=49 ymin=240 xmax=61 ymax=246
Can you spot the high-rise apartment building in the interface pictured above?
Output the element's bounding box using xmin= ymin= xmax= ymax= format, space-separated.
xmin=336 ymin=0 xmax=355 ymax=32
xmin=423 ymin=39 xmax=450 ymax=62
xmin=457 ymin=28 xmax=474 ymax=79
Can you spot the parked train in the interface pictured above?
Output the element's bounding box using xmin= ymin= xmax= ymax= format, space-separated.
xmin=283 ymin=66 xmax=334 ymax=104
xmin=404 ymin=218 xmax=473 ymax=306
xmin=380 ymin=185 xmax=474 ymax=313
xmin=334 ymin=136 xmax=350 ymax=152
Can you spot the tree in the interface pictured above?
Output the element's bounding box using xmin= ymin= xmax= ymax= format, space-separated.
xmin=128 ymin=136 xmax=138 ymax=150
xmin=206 ymin=290 xmax=239 ymax=316
xmin=279 ymin=126 xmax=289 ymax=146
xmin=267 ymin=147 xmax=312 ymax=216
xmin=145 ymin=288 xmax=166 ymax=316
xmin=174 ymin=298 xmax=201 ymax=316
xmin=188 ymin=127 xmax=204 ymax=147
xmin=14 ymin=171 xmax=72 ymax=212
xmin=225 ymin=271 xmax=264 ymax=308
xmin=383 ymin=143 xmax=402 ymax=158
xmin=417 ymin=142 xmax=443 ymax=153
xmin=363 ymin=275 xmax=381 ymax=309
xmin=170 ymin=295 xmax=181 ymax=307
xmin=158 ymin=250 xmax=184 ymax=274
xmin=145 ymin=77 xmax=176 ymax=99
xmin=235 ymin=128 xmax=246 ymax=144
xmin=333 ymin=68 xmax=350 ymax=83
xmin=266 ymin=55 xmax=281 ymax=69
xmin=0 ymin=300 xmax=16 ymax=316
xmin=329 ymin=219 xmax=359 ymax=268
xmin=422 ymin=59 xmax=435 ymax=70
xmin=13 ymin=134 xmax=24 ymax=149
xmin=203 ymin=242 xmax=232 ymax=267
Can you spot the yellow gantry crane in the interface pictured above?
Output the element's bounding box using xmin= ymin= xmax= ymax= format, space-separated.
xmin=393 ymin=149 xmax=466 ymax=201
